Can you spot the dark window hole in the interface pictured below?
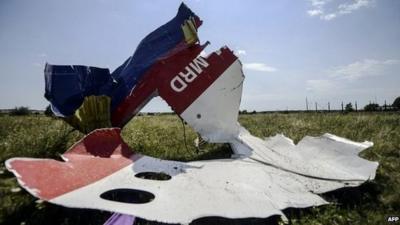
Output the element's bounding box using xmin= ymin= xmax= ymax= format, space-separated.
xmin=100 ymin=188 xmax=154 ymax=204
xmin=135 ymin=172 xmax=171 ymax=181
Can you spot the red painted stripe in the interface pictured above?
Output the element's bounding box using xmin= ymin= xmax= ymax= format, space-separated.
xmin=111 ymin=44 xmax=206 ymax=127
xmin=158 ymin=47 xmax=237 ymax=114
xmin=8 ymin=129 xmax=137 ymax=200
xmin=112 ymin=46 xmax=236 ymax=126
xmin=111 ymin=75 xmax=158 ymax=126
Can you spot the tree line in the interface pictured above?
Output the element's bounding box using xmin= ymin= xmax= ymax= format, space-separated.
xmin=4 ymin=97 xmax=400 ymax=116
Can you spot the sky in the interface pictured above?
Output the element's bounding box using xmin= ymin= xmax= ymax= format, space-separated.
xmin=0 ymin=0 xmax=399 ymax=111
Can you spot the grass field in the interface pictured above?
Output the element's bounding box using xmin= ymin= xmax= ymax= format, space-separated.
xmin=0 ymin=112 xmax=399 ymax=225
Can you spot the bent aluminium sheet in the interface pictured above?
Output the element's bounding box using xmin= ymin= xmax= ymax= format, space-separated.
xmin=6 ymin=128 xmax=377 ymax=224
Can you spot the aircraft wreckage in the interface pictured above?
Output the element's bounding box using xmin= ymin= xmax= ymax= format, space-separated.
xmin=6 ymin=3 xmax=378 ymax=225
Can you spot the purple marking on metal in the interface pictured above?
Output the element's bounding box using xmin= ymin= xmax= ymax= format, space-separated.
xmin=104 ymin=213 xmax=135 ymax=225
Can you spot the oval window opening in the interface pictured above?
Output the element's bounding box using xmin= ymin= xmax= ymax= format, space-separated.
xmin=135 ymin=172 xmax=171 ymax=181
xmin=100 ymin=189 xmax=155 ymax=204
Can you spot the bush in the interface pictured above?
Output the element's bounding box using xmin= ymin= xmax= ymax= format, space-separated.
xmin=345 ymin=103 xmax=354 ymax=112
xmin=44 ymin=105 xmax=54 ymax=117
xmin=364 ymin=103 xmax=379 ymax=112
xmin=393 ymin=97 xmax=400 ymax=110
xmin=10 ymin=106 xmax=31 ymax=116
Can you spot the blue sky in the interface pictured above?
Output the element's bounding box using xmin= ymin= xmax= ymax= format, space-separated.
xmin=1 ymin=0 xmax=399 ymax=111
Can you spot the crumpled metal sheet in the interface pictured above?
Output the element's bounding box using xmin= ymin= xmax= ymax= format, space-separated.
xmin=5 ymin=2 xmax=380 ymax=224
xmin=5 ymin=128 xmax=334 ymax=224
xmin=6 ymin=46 xmax=379 ymax=224
xmin=44 ymin=3 xmax=203 ymax=119
xmin=231 ymin=131 xmax=378 ymax=194
xmin=173 ymin=47 xmax=378 ymax=188
xmin=231 ymin=127 xmax=378 ymax=182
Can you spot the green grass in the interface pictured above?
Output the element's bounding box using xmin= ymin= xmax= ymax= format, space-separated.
xmin=0 ymin=112 xmax=399 ymax=225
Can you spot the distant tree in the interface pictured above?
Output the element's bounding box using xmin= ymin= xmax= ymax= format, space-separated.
xmin=364 ymin=103 xmax=379 ymax=112
xmin=393 ymin=97 xmax=400 ymax=110
xmin=10 ymin=106 xmax=30 ymax=116
xmin=44 ymin=105 xmax=54 ymax=116
xmin=250 ymin=110 xmax=257 ymax=114
xmin=345 ymin=103 xmax=354 ymax=112
xmin=240 ymin=110 xmax=248 ymax=114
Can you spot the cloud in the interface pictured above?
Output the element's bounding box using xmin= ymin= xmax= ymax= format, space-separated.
xmin=243 ymin=63 xmax=277 ymax=72
xmin=330 ymin=59 xmax=400 ymax=80
xmin=307 ymin=58 xmax=399 ymax=94
xmin=236 ymin=50 xmax=247 ymax=55
xmin=306 ymin=0 xmax=374 ymax=21
xmin=321 ymin=13 xmax=337 ymax=20
xmin=307 ymin=9 xmax=323 ymax=16
xmin=338 ymin=0 xmax=372 ymax=14
xmin=309 ymin=0 xmax=331 ymax=7
xmin=306 ymin=79 xmax=336 ymax=92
